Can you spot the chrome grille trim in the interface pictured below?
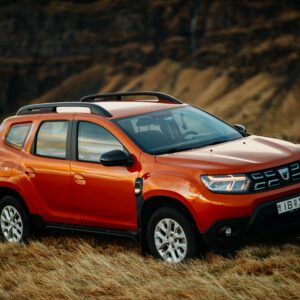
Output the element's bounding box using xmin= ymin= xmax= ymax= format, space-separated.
xmin=248 ymin=160 xmax=300 ymax=192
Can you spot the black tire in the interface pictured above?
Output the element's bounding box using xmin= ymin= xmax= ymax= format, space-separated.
xmin=147 ymin=207 xmax=199 ymax=263
xmin=0 ymin=195 xmax=30 ymax=243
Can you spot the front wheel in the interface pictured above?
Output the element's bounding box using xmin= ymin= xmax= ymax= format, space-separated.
xmin=147 ymin=207 xmax=198 ymax=263
xmin=0 ymin=196 xmax=30 ymax=243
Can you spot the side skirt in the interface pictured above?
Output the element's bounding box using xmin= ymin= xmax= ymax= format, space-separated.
xmin=30 ymin=214 xmax=138 ymax=240
xmin=45 ymin=223 xmax=139 ymax=240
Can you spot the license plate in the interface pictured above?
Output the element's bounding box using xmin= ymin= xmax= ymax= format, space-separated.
xmin=277 ymin=196 xmax=300 ymax=215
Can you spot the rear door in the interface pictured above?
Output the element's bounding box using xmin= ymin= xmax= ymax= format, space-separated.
xmin=19 ymin=115 xmax=75 ymax=223
xmin=70 ymin=114 xmax=138 ymax=231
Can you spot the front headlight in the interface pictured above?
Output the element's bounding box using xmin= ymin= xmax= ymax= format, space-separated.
xmin=201 ymin=174 xmax=250 ymax=193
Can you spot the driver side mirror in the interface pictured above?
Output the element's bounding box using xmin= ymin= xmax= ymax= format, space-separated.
xmin=100 ymin=149 xmax=134 ymax=167
xmin=233 ymin=124 xmax=247 ymax=133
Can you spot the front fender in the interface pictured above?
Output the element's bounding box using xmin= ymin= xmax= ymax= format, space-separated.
xmin=142 ymin=172 xmax=203 ymax=230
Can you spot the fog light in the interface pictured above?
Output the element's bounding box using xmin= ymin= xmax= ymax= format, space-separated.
xmin=225 ymin=227 xmax=232 ymax=237
xmin=218 ymin=226 xmax=233 ymax=238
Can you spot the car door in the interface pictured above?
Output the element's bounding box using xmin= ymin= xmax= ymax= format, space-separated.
xmin=20 ymin=115 xmax=75 ymax=224
xmin=70 ymin=115 xmax=138 ymax=231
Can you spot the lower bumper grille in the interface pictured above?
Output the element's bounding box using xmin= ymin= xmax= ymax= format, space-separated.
xmin=202 ymin=193 xmax=300 ymax=252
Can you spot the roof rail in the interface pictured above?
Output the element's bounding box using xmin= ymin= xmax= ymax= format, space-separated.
xmin=80 ymin=91 xmax=183 ymax=104
xmin=16 ymin=102 xmax=112 ymax=117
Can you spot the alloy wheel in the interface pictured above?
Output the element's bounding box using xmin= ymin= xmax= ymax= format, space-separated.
xmin=154 ymin=218 xmax=187 ymax=263
xmin=0 ymin=205 xmax=24 ymax=243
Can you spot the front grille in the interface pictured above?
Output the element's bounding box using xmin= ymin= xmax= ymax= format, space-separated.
xmin=247 ymin=160 xmax=300 ymax=192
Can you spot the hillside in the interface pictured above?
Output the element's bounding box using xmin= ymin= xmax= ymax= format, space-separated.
xmin=1 ymin=0 xmax=300 ymax=141
xmin=0 ymin=2 xmax=300 ymax=298
xmin=36 ymin=58 xmax=300 ymax=142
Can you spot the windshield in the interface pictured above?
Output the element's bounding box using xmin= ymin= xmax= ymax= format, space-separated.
xmin=114 ymin=106 xmax=243 ymax=155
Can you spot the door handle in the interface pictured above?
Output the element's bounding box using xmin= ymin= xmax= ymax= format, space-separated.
xmin=74 ymin=173 xmax=86 ymax=185
xmin=24 ymin=167 xmax=35 ymax=178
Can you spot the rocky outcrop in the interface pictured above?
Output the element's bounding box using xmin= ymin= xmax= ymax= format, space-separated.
xmin=36 ymin=59 xmax=300 ymax=142
xmin=0 ymin=0 xmax=299 ymax=141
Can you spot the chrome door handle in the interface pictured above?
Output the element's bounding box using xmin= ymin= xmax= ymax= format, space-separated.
xmin=74 ymin=173 xmax=86 ymax=185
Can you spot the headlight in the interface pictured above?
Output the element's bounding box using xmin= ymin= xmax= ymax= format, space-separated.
xmin=201 ymin=174 xmax=250 ymax=193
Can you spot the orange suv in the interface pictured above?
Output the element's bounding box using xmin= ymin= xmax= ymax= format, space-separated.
xmin=0 ymin=91 xmax=300 ymax=263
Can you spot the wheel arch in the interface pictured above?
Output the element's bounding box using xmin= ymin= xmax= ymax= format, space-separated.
xmin=0 ymin=187 xmax=29 ymax=214
xmin=140 ymin=195 xmax=200 ymax=254
xmin=0 ymin=186 xmax=45 ymax=234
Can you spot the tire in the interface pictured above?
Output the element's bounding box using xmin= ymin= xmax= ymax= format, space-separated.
xmin=147 ymin=207 xmax=198 ymax=263
xmin=0 ymin=196 xmax=30 ymax=243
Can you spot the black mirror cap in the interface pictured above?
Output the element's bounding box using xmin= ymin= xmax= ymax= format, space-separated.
xmin=100 ymin=150 xmax=134 ymax=167
xmin=234 ymin=124 xmax=247 ymax=133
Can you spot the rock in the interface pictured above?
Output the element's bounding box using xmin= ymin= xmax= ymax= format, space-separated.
xmin=0 ymin=0 xmax=299 ymax=141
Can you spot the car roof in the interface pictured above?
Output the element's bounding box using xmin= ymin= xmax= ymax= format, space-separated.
xmin=13 ymin=101 xmax=187 ymax=121
xmin=95 ymin=101 xmax=187 ymax=119
xmin=15 ymin=91 xmax=187 ymax=120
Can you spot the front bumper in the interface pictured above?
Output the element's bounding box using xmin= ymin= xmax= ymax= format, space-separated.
xmin=202 ymin=193 xmax=300 ymax=252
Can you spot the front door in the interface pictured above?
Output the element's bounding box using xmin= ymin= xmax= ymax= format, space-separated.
xmin=70 ymin=117 xmax=138 ymax=231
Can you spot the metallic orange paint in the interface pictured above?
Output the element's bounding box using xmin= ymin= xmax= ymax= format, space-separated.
xmin=0 ymin=103 xmax=300 ymax=236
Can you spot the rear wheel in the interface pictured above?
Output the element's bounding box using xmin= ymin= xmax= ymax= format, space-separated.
xmin=0 ymin=196 xmax=30 ymax=243
xmin=147 ymin=207 xmax=198 ymax=263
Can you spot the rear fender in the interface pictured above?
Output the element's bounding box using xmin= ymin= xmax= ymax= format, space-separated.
xmin=0 ymin=181 xmax=36 ymax=213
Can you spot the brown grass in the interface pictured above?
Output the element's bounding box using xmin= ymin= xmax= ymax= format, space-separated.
xmin=0 ymin=233 xmax=300 ymax=300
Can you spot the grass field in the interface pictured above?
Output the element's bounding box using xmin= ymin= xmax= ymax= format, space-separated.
xmin=0 ymin=233 xmax=299 ymax=300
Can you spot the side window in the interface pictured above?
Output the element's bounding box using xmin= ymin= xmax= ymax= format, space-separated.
xmin=5 ymin=123 xmax=31 ymax=149
xmin=78 ymin=122 xmax=123 ymax=162
xmin=35 ymin=121 xmax=68 ymax=159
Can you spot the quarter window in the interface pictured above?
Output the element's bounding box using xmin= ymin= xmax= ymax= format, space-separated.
xmin=78 ymin=122 xmax=123 ymax=162
xmin=5 ymin=123 xmax=31 ymax=149
xmin=35 ymin=121 xmax=68 ymax=159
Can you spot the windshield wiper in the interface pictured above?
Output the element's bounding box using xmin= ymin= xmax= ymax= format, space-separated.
xmin=207 ymin=139 xmax=230 ymax=146
xmin=152 ymin=148 xmax=181 ymax=155
xmin=152 ymin=146 xmax=200 ymax=155
xmin=152 ymin=139 xmax=235 ymax=155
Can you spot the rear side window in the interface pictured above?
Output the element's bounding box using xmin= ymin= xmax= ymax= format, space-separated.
xmin=5 ymin=123 xmax=31 ymax=149
xmin=77 ymin=122 xmax=123 ymax=162
xmin=35 ymin=121 xmax=68 ymax=159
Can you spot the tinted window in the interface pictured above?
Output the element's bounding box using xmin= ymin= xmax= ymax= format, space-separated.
xmin=115 ymin=106 xmax=243 ymax=154
xmin=36 ymin=121 xmax=68 ymax=159
xmin=78 ymin=122 xmax=123 ymax=162
xmin=5 ymin=123 xmax=31 ymax=149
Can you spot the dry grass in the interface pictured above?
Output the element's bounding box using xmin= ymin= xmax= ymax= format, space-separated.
xmin=0 ymin=233 xmax=300 ymax=300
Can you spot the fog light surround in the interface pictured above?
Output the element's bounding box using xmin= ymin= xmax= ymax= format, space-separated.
xmin=218 ymin=226 xmax=233 ymax=238
xmin=225 ymin=227 xmax=232 ymax=237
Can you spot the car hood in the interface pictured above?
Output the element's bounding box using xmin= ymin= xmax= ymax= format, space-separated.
xmin=155 ymin=135 xmax=300 ymax=174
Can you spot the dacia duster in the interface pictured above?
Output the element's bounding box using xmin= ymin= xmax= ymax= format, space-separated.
xmin=0 ymin=91 xmax=299 ymax=263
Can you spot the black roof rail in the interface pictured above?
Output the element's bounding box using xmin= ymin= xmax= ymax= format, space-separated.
xmin=80 ymin=91 xmax=183 ymax=104
xmin=16 ymin=102 xmax=112 ymax=117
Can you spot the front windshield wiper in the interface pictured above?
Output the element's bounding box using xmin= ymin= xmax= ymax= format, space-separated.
xmin=152 ymin=138 xmax=236 ymax=155
xmin=152 ymin=146 xmax=200 ymax=155
xmin=206 ymin=139 xmax=230 ymax=146
xmin=151 ymin=148 xmax=181 ymax=155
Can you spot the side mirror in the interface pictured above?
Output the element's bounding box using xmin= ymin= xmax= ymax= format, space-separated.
xmin=233 ymin=124 xmax=247 ymax=133
xmin=100 ymin=150 xmax=134 ymax=167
